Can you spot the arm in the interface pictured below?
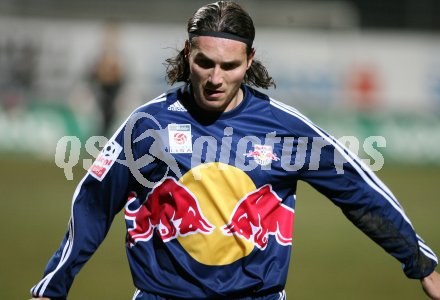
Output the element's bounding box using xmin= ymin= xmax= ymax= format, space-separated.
xmin=422 ymin=271 xmax=440 ymax=300
xmin=30 ymin=130 xmax=134 ymax=299
xmin=298 ymin=127 xmax=438 ymax=279
xmin=269 ymin=99 xmax=438 ymax=295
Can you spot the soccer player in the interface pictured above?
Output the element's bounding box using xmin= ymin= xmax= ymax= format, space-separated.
xmin=31 ymin=1 xmax=440 ymax=299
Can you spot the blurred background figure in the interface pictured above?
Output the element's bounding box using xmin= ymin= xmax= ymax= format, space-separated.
xmin=88 ymin=22 xmax=125 ymax=137
xmin=0 ymin=38 xmax=39 ymax=111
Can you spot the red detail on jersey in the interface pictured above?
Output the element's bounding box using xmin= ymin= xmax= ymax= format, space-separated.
xmin=124 ymin=178 xmax=214 ymax=245
xmin=173 ymin=132 xmax=187 ymax=145
xmin=222 ymin=185 xmax=294 ymax=250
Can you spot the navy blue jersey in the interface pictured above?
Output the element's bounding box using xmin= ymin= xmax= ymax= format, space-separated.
xmin=31 ymin=84 xmax=438 ymax=299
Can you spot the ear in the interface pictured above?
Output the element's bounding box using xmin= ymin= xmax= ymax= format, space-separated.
xmin=184 ymin=40 xmax=190 ymax=58
xmin=247 ymin=48 xmax=255 ymax=69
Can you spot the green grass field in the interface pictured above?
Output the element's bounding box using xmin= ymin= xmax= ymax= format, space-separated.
xmin=1 ymin=156 xmax=438 ymax=299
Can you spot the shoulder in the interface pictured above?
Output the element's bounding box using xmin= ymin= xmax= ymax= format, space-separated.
xmin=244 ymin=85 xmax=271 ymax=102
xmin=116 ymin=86 xmax=184 ymax=137
xmin=244 ymin=85 xmax=308 ymax=124
xmin=262 ymin=93 xmax=320 ymax=137
xmin=241 ymin=86 xmax=320 ymax=137
xmin=133 ymin=86 xmax=183 ymax=115
xmin=268 ymin=97 xmax=312 ymax=125
xmin=126 ymin=85 xmax=188 ymax=124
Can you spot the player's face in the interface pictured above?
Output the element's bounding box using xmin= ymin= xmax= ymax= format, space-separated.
xmin=186 ymin=36 xmax=254 ymax=112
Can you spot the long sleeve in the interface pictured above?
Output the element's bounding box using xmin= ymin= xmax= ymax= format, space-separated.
xmin=30 ymin=127 xmax=133 ymax=299
xmin=269 ymin=98 xmax=438 ymax=279
xmin=299 ymin=122 xmax=438 ymax=279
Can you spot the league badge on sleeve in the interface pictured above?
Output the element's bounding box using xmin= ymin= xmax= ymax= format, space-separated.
xmin=89 ymin=140 xmax=123 ymax=181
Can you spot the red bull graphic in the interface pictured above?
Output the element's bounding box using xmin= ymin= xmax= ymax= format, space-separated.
xmin=124 ymin=164 xmax=294 ymax=258
xmin=124 ymin=177 xmax=215 ymax=245
xmin=221 ymin=184 xmax=294 ymax=250
xmin=246 ymin=144 xmax=280 ymax=166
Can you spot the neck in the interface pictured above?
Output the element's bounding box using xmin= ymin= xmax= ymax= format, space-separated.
xmin=225 ymin=88 xmax=243 ymax=112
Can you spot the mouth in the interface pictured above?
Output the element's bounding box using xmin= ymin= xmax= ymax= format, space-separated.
xmin=204 ymin=87 xmax=224 ymax=98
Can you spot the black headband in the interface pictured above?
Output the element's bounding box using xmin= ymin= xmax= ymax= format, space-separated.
xmin=188 ymin=31 xmax=253 ymax=48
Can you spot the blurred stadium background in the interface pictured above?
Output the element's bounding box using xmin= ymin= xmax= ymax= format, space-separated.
xmin=0 ymin=0 xmax=439 ymax=299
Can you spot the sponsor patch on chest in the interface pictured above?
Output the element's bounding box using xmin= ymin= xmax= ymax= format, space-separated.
xmin=168 ymin=124 xmax=192 ymax=153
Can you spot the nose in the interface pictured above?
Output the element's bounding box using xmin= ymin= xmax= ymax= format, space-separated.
xmin=208 ymin=65 xmax=223 ymax=86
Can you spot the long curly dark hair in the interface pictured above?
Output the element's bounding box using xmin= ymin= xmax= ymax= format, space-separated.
xmin=164 ymin=1 xmax=276 ymax=89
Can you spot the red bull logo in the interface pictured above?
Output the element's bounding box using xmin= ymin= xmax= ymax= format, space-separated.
xmin=246 ymin=144 xmax=280 ymax=166
xmin=222 ymin=185 xmax=294 ymax=250
xmin=125 ymin=177 xmax=214 ymax=244
xmin=124 ymin=163 xmax=294 ymax=265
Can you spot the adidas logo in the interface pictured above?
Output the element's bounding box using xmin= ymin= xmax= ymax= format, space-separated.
xmin=167 ymin=101 xmax=187 ymax=112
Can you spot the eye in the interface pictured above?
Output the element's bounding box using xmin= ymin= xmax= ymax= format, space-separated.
xmin=194 ymin=57 xmax=214 ymax=69
xmin=221 ymin=62 xmax=240 ymax=71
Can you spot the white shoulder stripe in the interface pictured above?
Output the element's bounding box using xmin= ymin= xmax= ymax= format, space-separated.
xmin=31 ymin=174 xmax=87 ymax=296
xmin=418 ymin=235 xmax=438 ymax=262
xmin=271 ymin=98 xmax=400 ymax=205
xmin=108 ymin=94 xmax=167 ymax=141
xmin=420 ymin=245 xmax=439 ymax=263
xmin=32 ymin=94 xmax=168 ymax=297
xmin=270 ymin=99 xmax=437 ymax=260
xmin=270 ymin=99 xmax=405 ymax=214
xmin=132 ymin=289 xmax=141 ymax=300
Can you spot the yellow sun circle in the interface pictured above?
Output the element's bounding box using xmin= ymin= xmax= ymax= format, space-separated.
xmin=177 ymin=162 xmax=256 ymax=265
